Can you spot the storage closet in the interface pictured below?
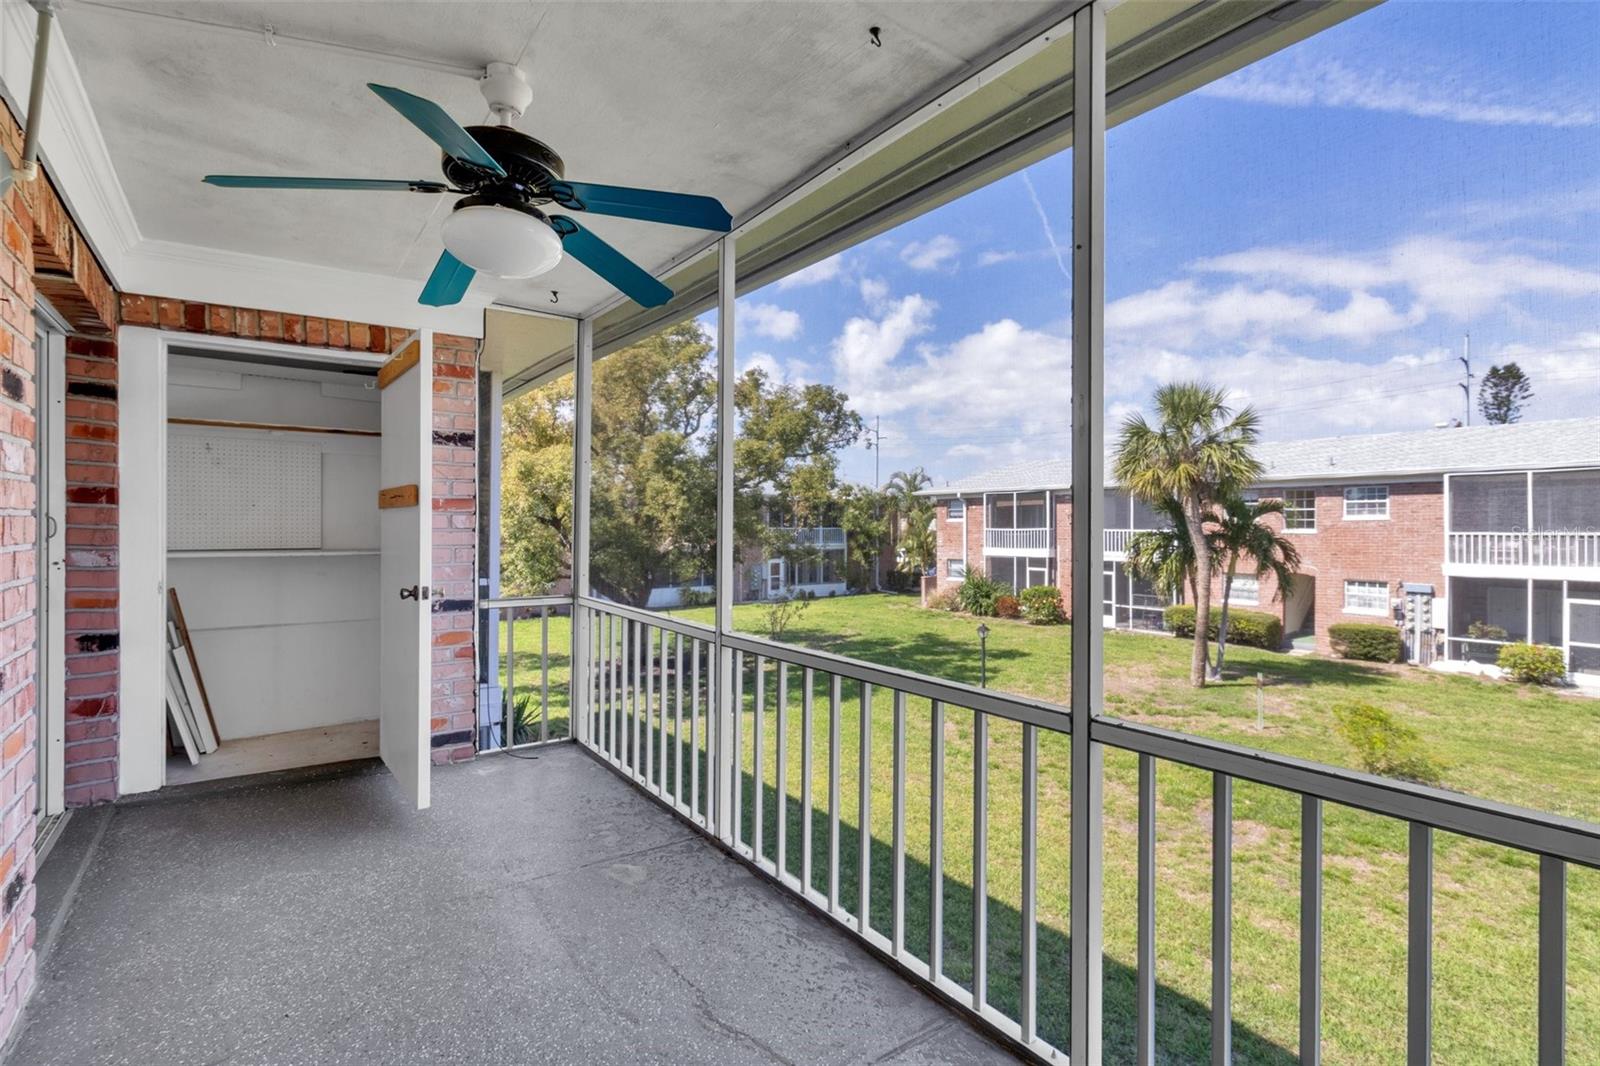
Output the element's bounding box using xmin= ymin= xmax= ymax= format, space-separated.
xmin=163 ymin=349 xmax=383 ymax=783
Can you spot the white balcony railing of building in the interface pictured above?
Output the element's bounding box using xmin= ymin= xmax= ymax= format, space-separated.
xmin=773 ymin=526 xmax=847 ymax=549
xmin=559 ymin=596 xmax=1594 ymax=1065
xmin=1447 ymin=530 xmax=1600 ymax=570
xmin=1104 ymin=528 xmax=1133 ymax=555
xmin=984 ymin=527 xmax=1052 ymax=552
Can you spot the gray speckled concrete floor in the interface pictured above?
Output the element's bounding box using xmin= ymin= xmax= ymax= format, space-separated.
xmin=9 ymin=745 xmax=1016 ymax=1066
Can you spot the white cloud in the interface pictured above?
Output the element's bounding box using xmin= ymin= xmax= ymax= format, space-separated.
xmin=830 ymin=294 xmax=936 ymax=406
xmin=858 ymin=276 xmax=890 ymax=310
xmin=1200 ymin=55 xmax=1597 ymax=128
xmin=899 ymin=235 xmax=961 ymax=272
xmin=745 ymin=351 xmax=815 ymax=386
xmin=978 ymin=250 xmax=1023 ymax=267
xmin=1020 ymin=171 xmax=1071 ymax=282
xmin=777 ymin=253 xmax=846 ymax=289
xmin=1105 ymin=279 xmax=1422 ymax=349
xmin=1194 ymin=236 xmax=1600 ymax=320
xmin=741 ymin=301 xmax=803 ymax=341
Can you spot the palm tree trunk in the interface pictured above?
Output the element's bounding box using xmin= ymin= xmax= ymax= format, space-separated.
xmin=1213 ymin=555 xmax=1238 ymax=680
xmin=1184 ymin=497 xmax=1211 ymax=688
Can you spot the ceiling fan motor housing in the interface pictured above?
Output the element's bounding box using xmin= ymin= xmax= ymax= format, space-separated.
xmin=441 ymin=125 xmax=565 ymax=193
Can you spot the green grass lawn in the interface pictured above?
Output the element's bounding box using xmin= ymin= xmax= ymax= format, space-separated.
xmin=507 ymin=594 xmax=1599 ymax=1064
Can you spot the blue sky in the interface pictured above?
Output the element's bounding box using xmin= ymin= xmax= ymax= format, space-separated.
xmin=725 ymin=1 xmax=1600 ymax=489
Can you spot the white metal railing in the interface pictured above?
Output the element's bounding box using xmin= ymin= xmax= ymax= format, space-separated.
xmin=774 ymin=525 xmax=847 ymax=549
xmin=570 ymin=595 xmax=1596 ymax=1064
xmin=479 ymin=595 xmax=573 ymax=751
xmin=1447 ymin=530 xmax=1600 ymax=569
xmin=984 ymin=527 xmax=1052 ymax=552
xmin=1104 ymin=528 xmax=1132 ymax=555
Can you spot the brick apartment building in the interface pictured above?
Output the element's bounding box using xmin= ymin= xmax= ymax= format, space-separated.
xmin=921 ymin=417 xmax=1600 ymax=683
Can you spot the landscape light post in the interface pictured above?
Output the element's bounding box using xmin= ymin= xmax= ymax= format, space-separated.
xmin=977 ymin=622 xmax=990 ymax=688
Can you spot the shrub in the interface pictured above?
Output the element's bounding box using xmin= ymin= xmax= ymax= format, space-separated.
xmin=926 ymin=587 xmax=960 ymax=612
xmin=995 ymin=594 xmax=1021 ymax=619
xmin=1332 ymin=701 xmax=1443 ymax=785
xmin=1162 ymin=605 xmax=1284 ymax=650
xmin=1019 ymin=585 xmax=1067 ymax=625
xmin=1467 ymin=620 xmax=1510 ymax=641
xmin=1328 ymin=622 xmax=1402 ymax=663
xmin=1497 ymin=642 xmax=1566 ymax=685
xmin=957 ymin=573 xmax=1010 ymax=617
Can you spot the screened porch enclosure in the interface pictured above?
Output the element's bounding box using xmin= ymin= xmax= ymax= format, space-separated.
xmin=476 ymin=4 xmax=1598 ymax=1063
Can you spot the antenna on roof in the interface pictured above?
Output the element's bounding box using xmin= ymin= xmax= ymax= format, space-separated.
xmin=1459 ymin=333 xmax=1474 ymax=426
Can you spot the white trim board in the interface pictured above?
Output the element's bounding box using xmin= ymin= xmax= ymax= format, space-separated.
xmin=117 ymin=327 xmax=392 ymax=796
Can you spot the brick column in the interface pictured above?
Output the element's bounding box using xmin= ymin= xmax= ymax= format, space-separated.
xmin=429 ymin=333 xmax=478 ymax=763
xmin=61 ymin=336 xmax=117 ymax=805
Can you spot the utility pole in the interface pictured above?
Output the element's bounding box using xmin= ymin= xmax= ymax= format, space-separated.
xmin=863 ymin=415 xmax=883 ymax=488
xmin=1459 ymin=333 xmax=1474 ymax=426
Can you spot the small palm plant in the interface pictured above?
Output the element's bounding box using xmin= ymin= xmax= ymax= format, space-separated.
xmin=1210 ymin=495 xmax=1301 ymax=677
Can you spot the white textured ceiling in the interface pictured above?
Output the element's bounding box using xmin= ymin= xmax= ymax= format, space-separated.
xmin=58 ymin=0 xmax=1061 ymax=317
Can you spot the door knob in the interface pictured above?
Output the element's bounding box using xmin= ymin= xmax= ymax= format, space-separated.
xmin=399 ymin=585 xmax=430 ymax=601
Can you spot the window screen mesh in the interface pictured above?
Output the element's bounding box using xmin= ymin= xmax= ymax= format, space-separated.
xmin=1450 ymin=474 xmax=1526 ymax=531
xmin=1132 ymin=496 xmax=1167 ymax=530
xmin=1104 ymin=489 xmax=1131 ymax=528
xmin=1449 ymin=577 xmax=1528 ymax=642
xmin=1531 ymin=471 xmax=1600 ymax=532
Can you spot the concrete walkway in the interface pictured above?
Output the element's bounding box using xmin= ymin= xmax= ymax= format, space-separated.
xmin=8 ymin=745 xmax=1014 ymax=1065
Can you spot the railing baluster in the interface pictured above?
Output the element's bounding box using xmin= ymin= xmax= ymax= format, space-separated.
xmin=1301 ymin=795 xmax=1323 ymax=1066
xmin=691 ymin=638 xmax=701 ymax=819
xmin=754 ymin=655 xmax=766 ymax=863
xmin=828 ymin=673 xmax=842 ymax=915
xmin=802 ymin=666 xmax=815 ymax=895
xmin=1213 ymin=773 xmax=1232 ymax=1066
xmin=777 ymin=661 xmax=789 ymax=878
xmin=891 ymin=690 xmax=907 ymax=958
xmin=540 ymin=607 xmax=550 ymax=742
xmin=973 ymin=708 xmax=988 ymax=1011
xmin=504 ymin=607 xmax=517 ymax=750
xmin=1138 ymin=754 xmax=1156 ymax=1066
xmin=674 ymin=631 xmax=684 ymax=807
xmin=1540 ymin=854 xmax=1566 ymax=1066
xmin=929 ymin=699 xmax=944 ymax=981
xmin=1409 ymin=822 xmax=1433 ymax=1066
xmin=659 ymin=627 xmax=670 ymax=792
xmin=622 ymin=619 xmax=632 ymax=768
xmin=858 ymin=681 xmax=873 ymax=932
xmin=644 ymin=624 xmax=655 ymax=787
xmin=733 ymin=651 xmax=745 ymax=848
xmin=1020 ymin=721 xmax=1037 ymax=1043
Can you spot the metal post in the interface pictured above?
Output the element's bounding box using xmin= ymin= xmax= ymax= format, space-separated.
xmin=1408 ymin=823 xmax=1433 ymax=1066
xmin=714 ymin=235 xmax=737 ymax=844
xmin=573 ymin=318 xmax=594 ymax=745
xmin=1539 ymin=855 xmax=1566 ymax=1066
xmin=1070 ymin=3 xmax=1107 ymax=1063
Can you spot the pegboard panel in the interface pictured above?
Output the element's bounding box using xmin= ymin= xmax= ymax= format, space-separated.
xmin=168 ymin=433 xmax=322 ymax=550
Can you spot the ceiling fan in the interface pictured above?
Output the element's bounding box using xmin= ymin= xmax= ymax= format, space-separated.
xmin=202 ymin=63 xmax=731 ymax=309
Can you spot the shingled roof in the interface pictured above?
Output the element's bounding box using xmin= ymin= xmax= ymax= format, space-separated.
xmin=920 ymin=417 xmax=1600 ymax=496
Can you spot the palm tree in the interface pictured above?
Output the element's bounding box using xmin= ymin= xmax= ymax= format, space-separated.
xmin=1210 ymin=495 xmax=1301 ymax=678
xmin=897 ymin=502 xmax=937 ymax=579
xmin=1124 ymin=495 xmax=1207 ymax=610
xmin=884 ymin=468 xmax=932 ymax=588
xmin=1114 ymin=382 xmax=1263 ymax=687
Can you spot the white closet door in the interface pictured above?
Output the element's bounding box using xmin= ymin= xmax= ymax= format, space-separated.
xmin=378 ymin=333 xmax=433 ymax=810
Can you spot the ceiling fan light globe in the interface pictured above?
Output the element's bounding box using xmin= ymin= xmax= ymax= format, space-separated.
xmin=440 ymin=204 xmax=563 ymax=279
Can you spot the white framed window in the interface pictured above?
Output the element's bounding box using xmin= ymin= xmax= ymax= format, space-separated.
xmin=947 ymin=499 xmax=965 ymax=520
xmin=1284 ymin=489 xmax=1317 ymax=531
xmin=1228 ymin=575 xmax=1260 ymax=606
xmin=1343 ymin=485 xmax=1389 ymax=519
xmin=1344 ymin=580 xmax=1390 ymax=616
xmin=946 ymin=559 xmax=966 ymax=580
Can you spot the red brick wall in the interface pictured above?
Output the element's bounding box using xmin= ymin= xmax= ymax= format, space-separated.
xmin=1213 ymin=482 xmax=1445 ymax=651
xmin=429 ymin=334 xmax=478 ymax=763
xmin=61 ymin=336 xmax=118 ymax=806
xmin=119 ymin=294 xmax=399 ymax=354
xmin=0 ymin=147 xmax=39 ymax=1044
xmin=0 ymin=95 xmax=119 ymax=1042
